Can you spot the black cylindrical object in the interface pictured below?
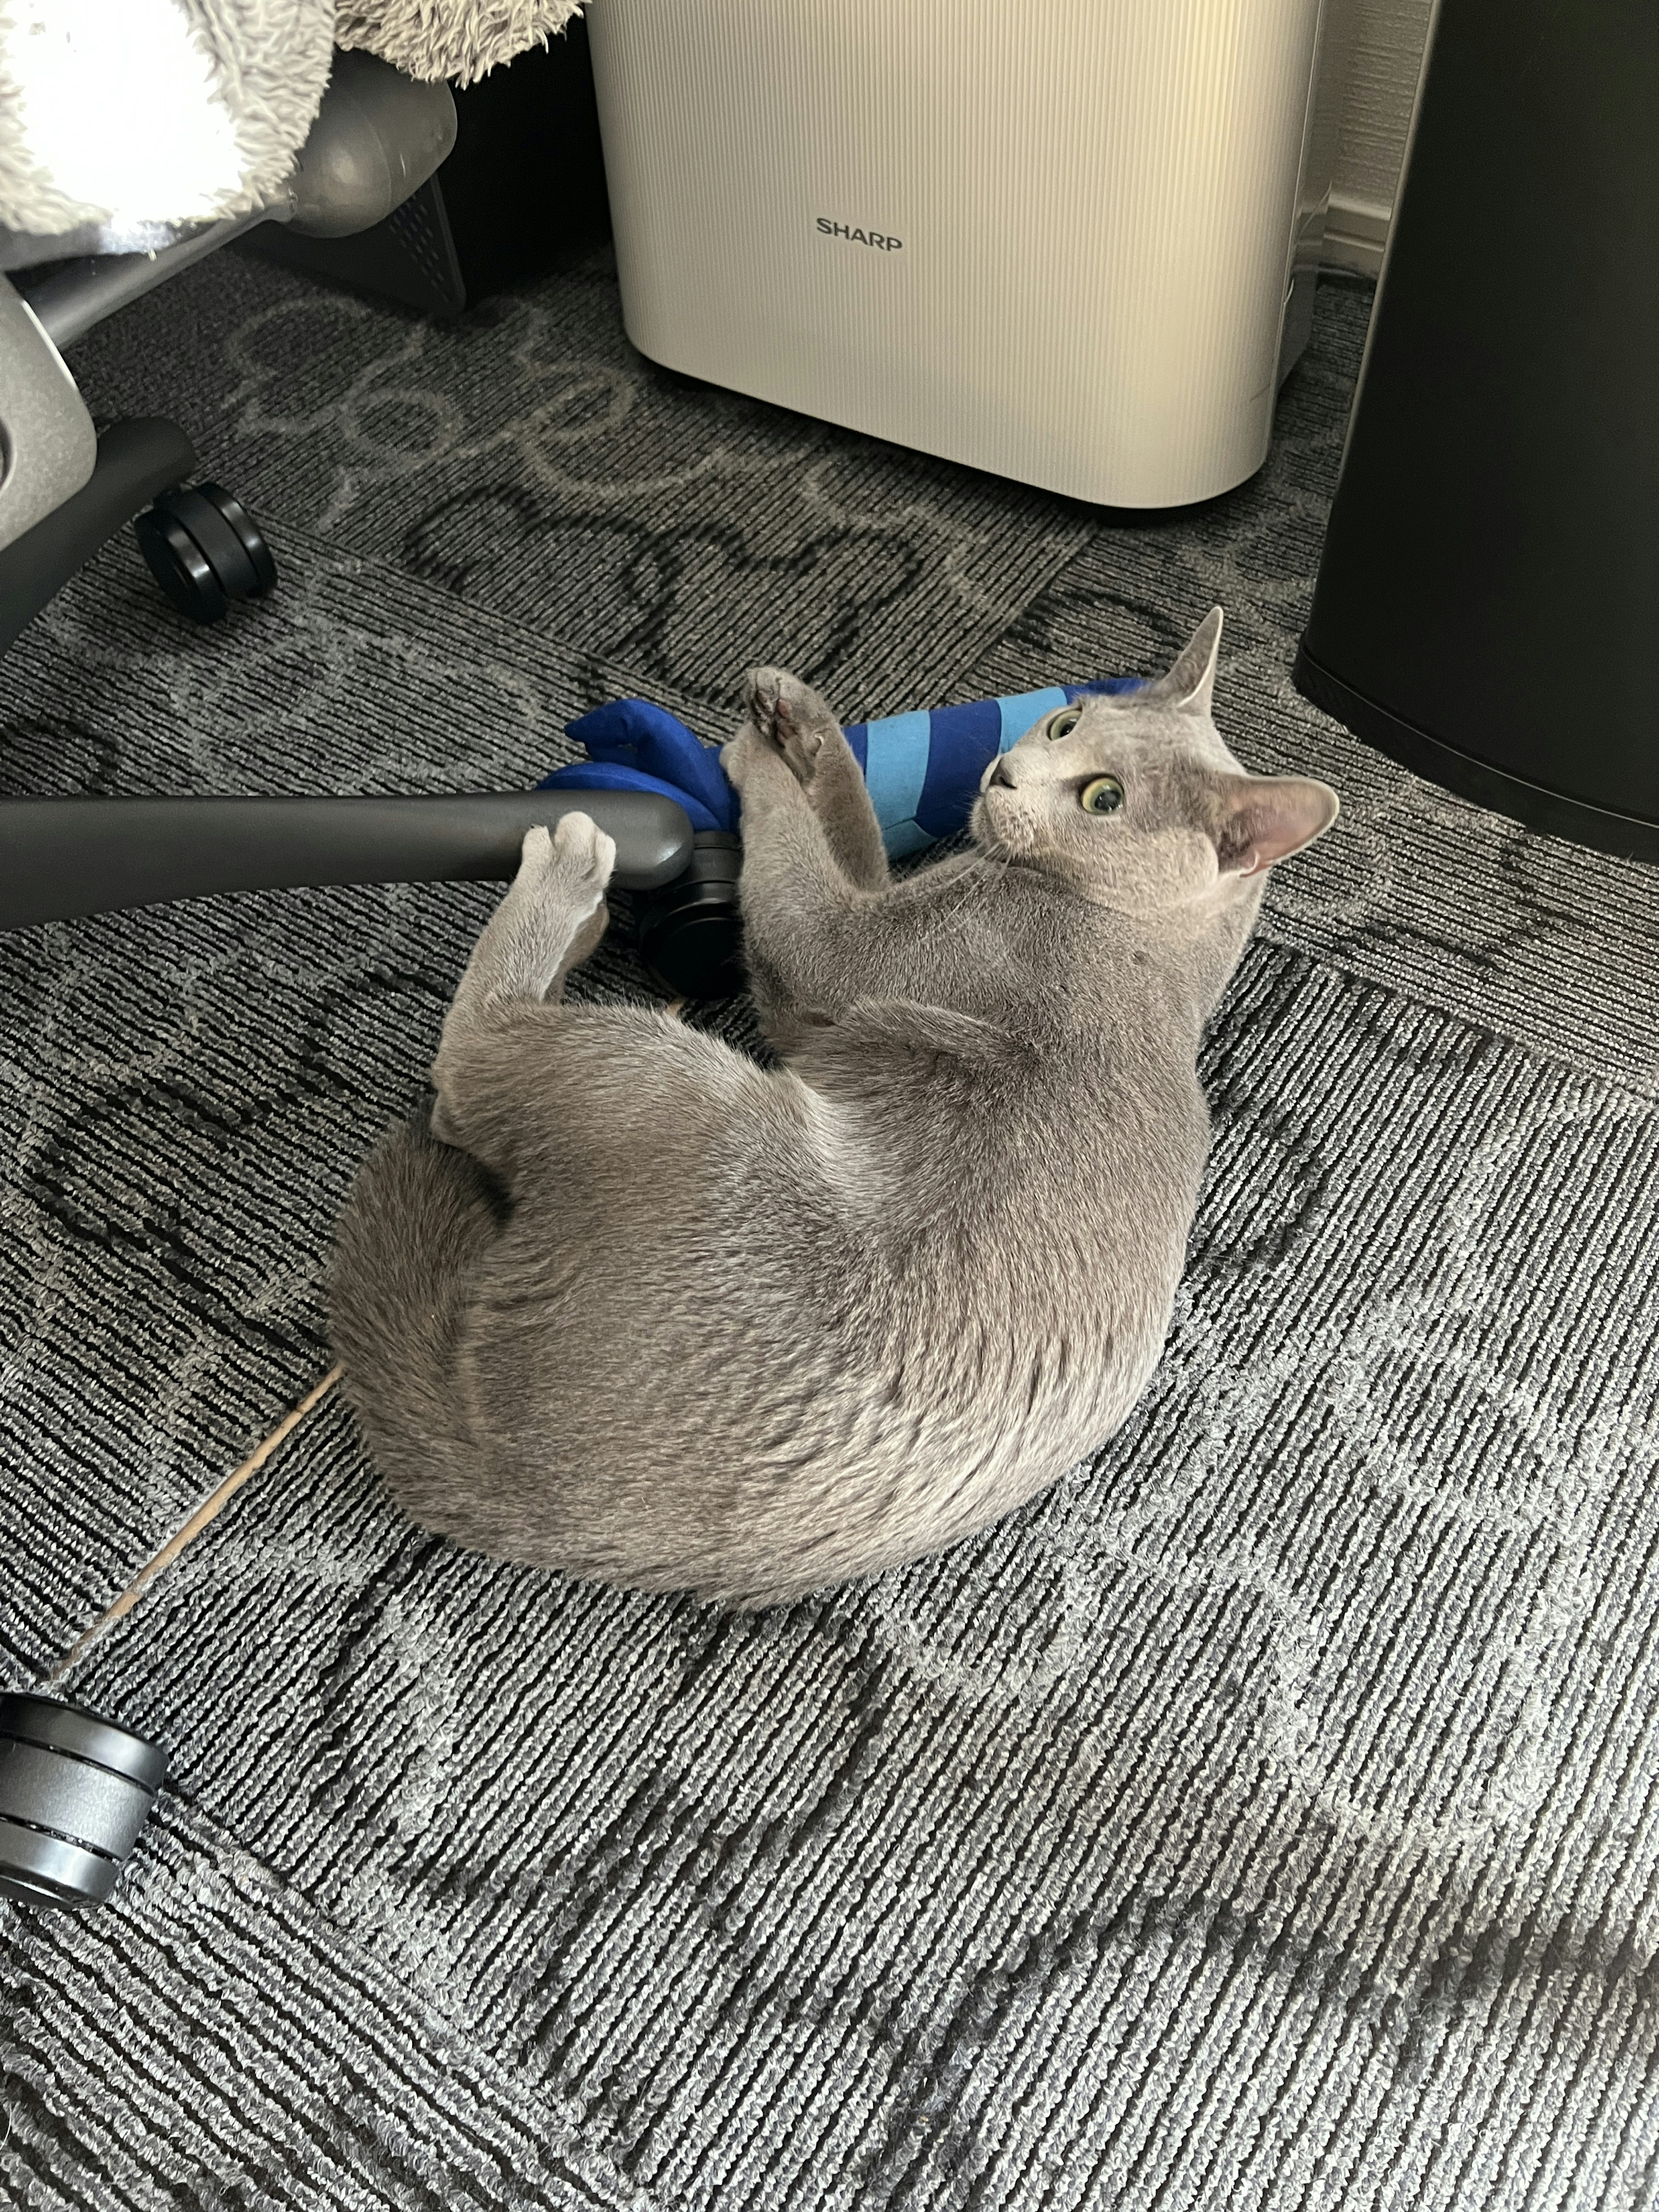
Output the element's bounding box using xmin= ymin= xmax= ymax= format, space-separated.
xmin=0 ymin=1695 xmax=166 ymax=1909
xmin=636 ymin=830 xmax=743 ymax=998
xmin=1295 ymin=0 xmax=1659 ymax=860
xmin=135 ymin=482 xmax=277 ymax=624
xmin=0 ymin=789 xmax=693 ymax=933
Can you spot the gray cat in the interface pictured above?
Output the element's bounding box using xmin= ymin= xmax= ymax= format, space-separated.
xmin=331 ymin=608 xmax=1338 ymax=1607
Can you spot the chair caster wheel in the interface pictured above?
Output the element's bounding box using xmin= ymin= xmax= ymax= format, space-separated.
xmin=135 ymin=482 xmax=276 ymax=624
xmin=0 ymin=1693 xmax=166 ymax=1910
xmin=635 ymin=831 xmax=745 ymax=999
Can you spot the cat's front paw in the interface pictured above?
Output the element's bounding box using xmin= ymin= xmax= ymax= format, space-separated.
xmin=741 ymin=666 xmax=840 ymax=790
xmin=520 ymin=811 xmax=616 ymax=917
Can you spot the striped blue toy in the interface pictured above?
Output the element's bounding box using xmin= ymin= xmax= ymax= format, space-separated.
xmin=541 ymin=677 xmax=1146 ymax=858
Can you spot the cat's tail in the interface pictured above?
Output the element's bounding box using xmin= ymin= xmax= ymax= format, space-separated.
xmin=329 ymin=1107 xmax=504 ymax=1487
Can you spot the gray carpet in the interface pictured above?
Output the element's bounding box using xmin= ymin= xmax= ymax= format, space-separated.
xmin=5 ymin=250 xmax=1659 ymax=2210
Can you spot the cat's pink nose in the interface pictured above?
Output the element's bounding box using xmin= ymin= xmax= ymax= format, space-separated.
xmin=986 ymin=757 xmax=1017 ymax=791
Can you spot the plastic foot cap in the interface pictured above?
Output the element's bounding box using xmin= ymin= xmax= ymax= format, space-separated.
xmin=0 ymin=1694 xmax=166 ymax=1910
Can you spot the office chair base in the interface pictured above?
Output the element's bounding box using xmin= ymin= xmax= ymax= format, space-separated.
xmin=0 ymin=416 xmax=198 ymax=654
xmin=135 ymin=483 xmax=276 ymax=624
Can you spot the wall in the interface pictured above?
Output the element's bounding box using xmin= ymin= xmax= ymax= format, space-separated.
xmin=1324 ymin=0 xmax=1437 ymax=274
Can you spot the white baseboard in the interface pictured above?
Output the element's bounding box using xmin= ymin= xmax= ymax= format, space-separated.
xmin=1321 ymin=188 xmax=1392 ymax=278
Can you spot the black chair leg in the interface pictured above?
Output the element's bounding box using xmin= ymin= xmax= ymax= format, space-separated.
xmin=0 ymin=791 xmax=696 ymax=933
xmin=0 ymin=417 xmax=197 ymax=654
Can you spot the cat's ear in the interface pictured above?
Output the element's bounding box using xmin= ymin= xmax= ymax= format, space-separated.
xmin=1141 ymin=606 xmax=1225 ymax=715
xmin=1214 ymin=773 xmax=1339 ymax=874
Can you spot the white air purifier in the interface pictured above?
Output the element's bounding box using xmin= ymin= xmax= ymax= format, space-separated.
xmin=587 ymin=0 xmax=1341 ymax=509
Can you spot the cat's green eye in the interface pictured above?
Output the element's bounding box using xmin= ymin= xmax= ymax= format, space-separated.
xmin=1081 ymin=776 xmax=1124 ymax=816
xmin=1046 ymin=707 xmax=1082 ymax=740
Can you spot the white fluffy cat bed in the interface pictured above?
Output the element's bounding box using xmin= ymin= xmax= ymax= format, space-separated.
xmin=0 ymin=0 xmax=580 ymax=245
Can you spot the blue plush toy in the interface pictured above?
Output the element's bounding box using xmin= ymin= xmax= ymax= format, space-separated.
xmin=541 ymin=676 xmax=1146 ymax=858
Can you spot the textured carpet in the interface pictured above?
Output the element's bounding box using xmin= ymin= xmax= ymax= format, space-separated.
xmin=5 ymin=251 xmax=1659 ymax=2209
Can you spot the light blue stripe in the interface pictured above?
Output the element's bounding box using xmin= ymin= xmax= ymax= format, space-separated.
xmin=997 ymin=686 xmax=1068 ymax=752
xmin=862 ymin=709 xmax=931 ymax=830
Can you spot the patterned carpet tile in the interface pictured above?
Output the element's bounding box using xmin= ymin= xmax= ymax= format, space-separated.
xmin=7 ymin=252 xmax=1659 ymax=2211
xmin=0 ymin=1795 xmax=648 ymax=2212
xmin=67 ymin=250 xmax=1097 ymax=719
xmin=44 ymin=943 xmax=1659 ymax=2212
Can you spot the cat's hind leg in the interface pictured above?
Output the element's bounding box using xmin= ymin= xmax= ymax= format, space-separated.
xmin=743 ymin=667 xmax=889 ymax=893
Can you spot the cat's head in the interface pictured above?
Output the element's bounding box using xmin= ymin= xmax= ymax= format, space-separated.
xmin=970 ymin=608 xmax=1338 ymax=912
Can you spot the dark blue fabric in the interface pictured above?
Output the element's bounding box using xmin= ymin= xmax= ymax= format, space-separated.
xmin=538 ymin=759 xmax=730 ymax=835
xmin=915 ymin=698 xmax=1002 ymax=841
xmin=544 ymin=699 xmax=738 ymax=831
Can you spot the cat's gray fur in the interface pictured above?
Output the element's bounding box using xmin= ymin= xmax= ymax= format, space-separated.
xmin=331 ymin=610 xmax=1338 ymax=1606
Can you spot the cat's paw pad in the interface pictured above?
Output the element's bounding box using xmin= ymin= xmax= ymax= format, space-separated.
xmin=744 ymin=666 xmax=836 ymax=788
